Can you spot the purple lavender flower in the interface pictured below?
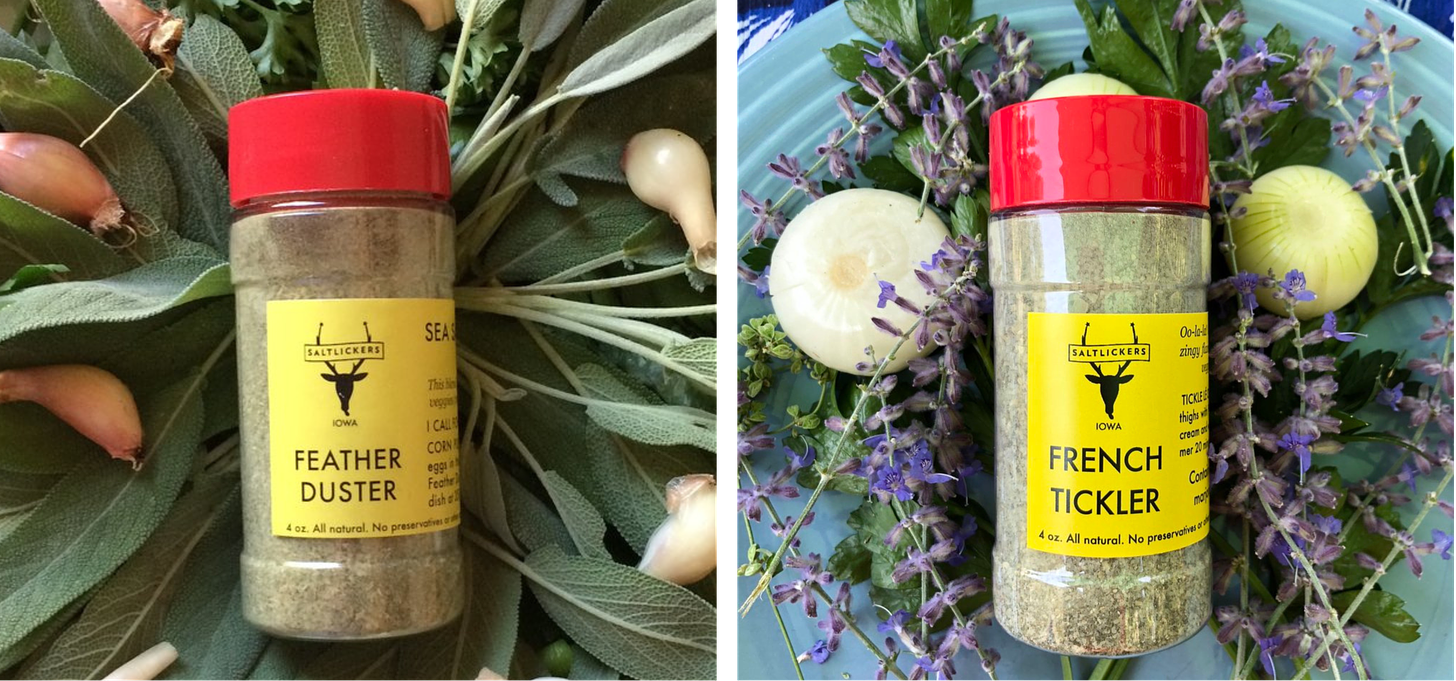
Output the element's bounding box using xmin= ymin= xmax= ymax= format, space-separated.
xmin=740 ymin=190 xmax=786 ymax=244
xmin=1170 ymin=0 xmax=1201 ymax=32
xmin=738 ymin=466 xmax=799 ymax=521
xmin=871 ymin=466 xmax=913 ymax=502
xmin=877 ymin=610 xmax=912 ymax=636
xmin=788 ymin=445 xmax=816 ymax=471
xmin=1354 ymin=9 xmax=1420 ymax=60
xmin=1320 ymin=312 xmax=1358 ymax=342
xmin=738 ymin=422 xmax=774 ymax=456
xmin=738 ymin=264 xmax=771 ymax=299
xmin=1436 ymin=196 xmax=1453 ymax=221
xmin=1257 ymin=635 xmax=1281 ymax=676
xmin=905 ymin=441 xmax=955 ymax=485
xmin=1433 ymin=529 xmax=1453 ymax=560
xmin=1377 ymin=382 xmax=1406 ymax=411
xmin=768 ymin=154 xmax=824 ymax=199
xmin=805 ymin=640 xmax=830 ymax=664
xmin=864 ymin=40 xmax=901 ymax=69
xmin=1276 ymin=270 xmax=1317 ymax=303
xmin=816 ymin=128 xmax=854 ymax=179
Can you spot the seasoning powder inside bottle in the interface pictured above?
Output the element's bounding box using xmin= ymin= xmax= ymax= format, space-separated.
xmin=987 ymin=95 xmax=1213 ymax=657
xmin=228 ymin=90 xmax=462 ymax=640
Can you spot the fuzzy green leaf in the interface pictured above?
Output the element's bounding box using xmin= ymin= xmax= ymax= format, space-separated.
xmin=1331 ymin=590 xmax=1421 ymax=643
xmin=160 ymin=488 xmax=267 ymax=681
xmin=297 ymin=641 xmax=398 ymax=680
xmin=1115 ymin=0 xmax=1181 ymax=87
xmin=363 ymin=0 xmax=443 ymax=92
xmin=0 ymin=58 xmax=181 ymax=244
xmin=0 ymin=376 xmax=203 ymax=655
xmin=541 ymin=471 xmax=610 ymax=559
xmin=0 ymin=402 xmax=97 ymax=474
xmin=315 ymin=0 xmax=372 ymax=89
xmin=21 ymin=477 xmax=234 ymax=679
xmin=0 ymin=590 xmax=91 ymax=672
xmin=524 ymin=546 xmax=715 ymax=680
xmin=567 ymin=0 xmax=692 ymax=69
xmin=0 ymin=193 xmax=124 ymax=283
xmin=519 ymin=0 xmax=585 ymax=51
xmin=479 ymin=185 xmax=657 ymax=282
xmin=661 ymin=338 xmax=714 ymax=383
xmin=577 ymin=363 xmax=715 ymax=450
xmin=622 ymin=216 xmax=690 ymax=267
xmin=29 ymin=0 xmax=231 ymax=253
xmin=0 ymin=30 xmax=46 ymax=69
xmin=0 ymin=470 xmax=58 ymax=542
xmin=567 ymin=643 xmax=615 ymax=680
xmin=398 ymin=539 xmax=521 ymax=680
xmin=531 ymin=70 xmax=714 ymax=206
xmin=502 ymin=473 xmax=577 ymax=554
xmin=174 ymin=14 xmax=263 ymax=152
xmin=556 ymin=0 xmax=713 ymax=99
xmin=0 ymin=257 xmax=229 ymax=346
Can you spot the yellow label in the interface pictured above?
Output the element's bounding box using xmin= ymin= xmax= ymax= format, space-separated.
xmin=1025 ymin=312 xmax=1210 ymax=558
xmin=266 ymin=298 xmax=460 ymax=538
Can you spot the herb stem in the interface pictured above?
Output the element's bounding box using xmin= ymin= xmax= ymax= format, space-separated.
xmin=499 ymin=263 xmax=690 ymax=295
xmin=1291 ymin=467 xmax=1453 ymax=680
xmin=738 ymin=469 xmax=805 ymax=681
xmin=1379 ymin=48 xmax=1435 ymax=265
xmin=1197 ymin=3 xmax=1258 ymax=179
xmin=443 ymin=0 xmax=482 ymax=114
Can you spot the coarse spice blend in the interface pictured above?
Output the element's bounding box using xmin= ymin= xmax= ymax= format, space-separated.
xmin=987 ymin=96 xmax=1213 ymax=656
xmin=228 ymin=90 xmax=462 ymax=640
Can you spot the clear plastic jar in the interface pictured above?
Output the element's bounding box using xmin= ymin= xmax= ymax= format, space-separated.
xmin=987 ymin=96 xmax=1213 ymax=656
xmin=229 ymin=91 xmax=462 ymax=640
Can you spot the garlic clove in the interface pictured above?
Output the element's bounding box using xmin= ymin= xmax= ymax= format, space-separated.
xmin=621 ymin=129 xmax=717 ymax=275
xmin=400 ymin=0 xmax=457 ymax=31
xmin=638 ymin=474 xmax=716 ymax=585
xmin=768 ymin=187 xmax=948 ymax=374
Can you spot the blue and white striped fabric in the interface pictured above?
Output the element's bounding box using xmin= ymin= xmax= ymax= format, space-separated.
xmin=737 ymin=0 xmax=1454 ymax=63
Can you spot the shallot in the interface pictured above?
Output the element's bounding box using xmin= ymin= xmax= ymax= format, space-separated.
xmin=99 ymin=0 xmax=184 ymax=70
xmin=622 ymin=129 xmax=717 ymax=275
xmin=400 ymin=0 xmax=457 ymax=31
xmin=0 ymin=365 xmax=144 ymax=468
xmin=0 ymin=133 xmax=130 ymax=242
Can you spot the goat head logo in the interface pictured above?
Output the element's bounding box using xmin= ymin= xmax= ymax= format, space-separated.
xmin=1068 ymin=322 xmax=1148 ymax=420
xmin=306 ymin=322 xmax=385 ymax=417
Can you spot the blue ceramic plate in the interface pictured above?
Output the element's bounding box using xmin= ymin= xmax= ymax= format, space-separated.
xmin=736 ymin=2 xmax=1454 ymax=679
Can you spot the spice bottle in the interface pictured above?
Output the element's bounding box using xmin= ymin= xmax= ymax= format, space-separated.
xmin=228 ymin=90 xmax=462 ymax=640
xmin=988 ymin=96 xmax=1212 ymax=656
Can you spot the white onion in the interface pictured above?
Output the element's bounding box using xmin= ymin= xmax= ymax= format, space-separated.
xmin=1229 ymin=165 xmax=1378 ymax=319
xmin=769 ymin=188 xmax=949 ymax=374
xmin=1029 ymin=73 xmax=1138 ymax=100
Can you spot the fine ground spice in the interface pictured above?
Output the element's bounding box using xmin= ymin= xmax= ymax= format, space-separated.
xmin=989 ymin=207 xmax=1212 ymax=656
xmin=233 ymin=201 xmax=462 ymax=639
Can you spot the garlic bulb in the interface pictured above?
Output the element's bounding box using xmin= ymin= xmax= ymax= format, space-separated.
xmin=1029 ymin=73 xmax=1138 ymax=100
xmin=769 ymin=188 xmax=948 ymax=374
xmin=1229 ymin=165 xmax=1378 ymax=319
xmin=637 ymin=474 xmax=715 ymax=585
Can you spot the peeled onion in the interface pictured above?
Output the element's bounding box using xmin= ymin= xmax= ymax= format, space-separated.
xmin=622 ymin=129 xmax=717 ymax=275
xmin=1229 ymin=165 xmax=1378 ymax=319
xmin=769 ymin=188 xmax=948 ymax=374
xmin=1029 ymin=73 xmax=1138 ymax=100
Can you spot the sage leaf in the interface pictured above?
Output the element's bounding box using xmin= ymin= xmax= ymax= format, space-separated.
xmin=662 ymin=339 xmax=714 ymax=383
xmin=0 ymin=257 xmax=229 ymax=346
xmin=0 ymin=589 xmax=91 ymax=672
xmin=246 ymin=640 xmax=317 ymax=681
xmin=479 ymin=185 xmax=657 ymax=283
xmin=0 ymin=58 xmax=180 ymax=242
xmin=0 ymin=376 xmax=203 ymax=655
xmin=362 ymin=0 xmax=443 ymax=92
xmin=21 ymin=476 xmax=234 ymax=680
xmin=0 ymin=403 xmax=96 ymax=474
xmin=174 ymin=14 xmax=263 ymax=152
xmin=1331 ymin=590 xmax=1421 ymax=643
xmin=298 ymin=641 xmax=398 ymax=680
xmin=541 ymin=471 xmax=610 ymax=559
xmin=0 ymin=192 xmax=126 ymax=281
xmin=160 ymin=489 xmax=266 ymax=681
xmin=30 ymin=0 xmax=232 ymax=253
xmin=398 ymin=540 xmax=521 ymax=680
xmin=567 ymin=644 xmax=615 ymax=680
xmin=590 ymin=437 xmax=706 ymax=554
xmin=503 ymin=473 xmax=577 ymax=554
xmin=1073 ymin=0 xmax=1174 ymax=99
xmin=0 ymin=30 xmax=46 ymax=69
xmin=555 ymin=0 xmax=713 ymax=99
xmin=622 ymin=216 xmax=689 ymax=268
xmin=523 ymin=545 xmax=715 ymax=680
xmin=531 ymin=71 xmax=714 ymax=206
xmin=0 ymin=470 xmax=58 ymax=542
xmin=567 ymin=0 xmax=691 ymax=68
xmin=519 ymin=0 xmax=585 ymax=51
xmin=315 ymin=0 xmax=373 ymax=89
xmin=577 ymin=363 xmax=714 ymax=451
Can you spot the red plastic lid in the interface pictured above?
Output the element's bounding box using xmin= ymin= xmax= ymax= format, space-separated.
xmin=988 ymin=95 xmax=1208 ymax=211
xmin=228 ymin=89 xmax=450 ymax=206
